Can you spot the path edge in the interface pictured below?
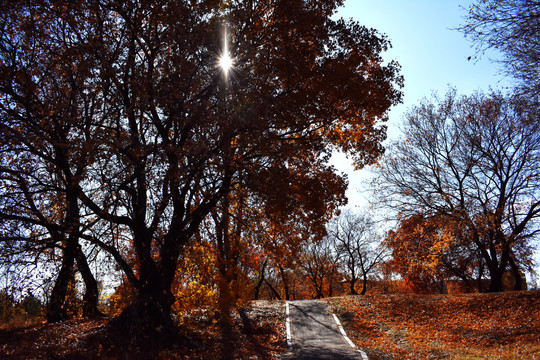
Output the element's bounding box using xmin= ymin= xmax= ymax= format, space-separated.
xmin=285 ymin=301 xmax=292 ymax=349
xmin=331 ymin=312 xmax=369 ymax=360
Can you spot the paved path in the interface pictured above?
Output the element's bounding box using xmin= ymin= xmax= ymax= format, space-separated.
xmin=283 ymin=300 xmax=365 ymax=360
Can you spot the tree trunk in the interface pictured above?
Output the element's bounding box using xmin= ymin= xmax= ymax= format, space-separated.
xmin=253 ymin=260 xmax=267 ymax=300
xmin=47 ymin=238 xmax=76 ymax=323
xmin=214 ymin=199 xmax=236 ymax=326
xmin=487 ymin=269 xmax=504 ymax=292
xmin=488 ymin=276 xmax=504 ymax=292
xmin=509 ymin=256 xmax=524 ymax=291
xmin=47 ymin=188 xmax=80 ymax=323
xmin=486 ymin=247 xmax=508 ymax=292
xmin=113 ymin=231 xmax=181 ymax=348
xmin=279 ymin=266 xmax=290 ymax=300
xmin=216 ymin=266 xmax=235 ymax=326
xmin=360 ymin=274 xmax=367 ymax=295
xmin=219 ymin=315 xmax=235 ymax=360
xmin=328 ymin=267 xmax=336 ymax=298
xmin=264 ymin=279 xmax=282 ymax=300
xmin=114 ymin=279 xmax=177 ymax=348
xmin=75 ymin=245 xmax=103 ymax=317
xmin=349 ymin=278 xmax=358 ymax=295
xmin=315 ymin=277 xmax=324 ymax=299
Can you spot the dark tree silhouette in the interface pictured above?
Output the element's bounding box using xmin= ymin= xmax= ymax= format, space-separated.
xmin=0 ymin=0 xmax=402 ymax=343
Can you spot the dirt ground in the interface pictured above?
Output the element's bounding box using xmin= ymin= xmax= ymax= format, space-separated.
xmin=0 ymin=300 xmax=287 ymax=360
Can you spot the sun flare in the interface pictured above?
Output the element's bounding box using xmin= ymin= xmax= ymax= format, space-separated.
xmin=218 ymin=26 xmax=234 ymax=76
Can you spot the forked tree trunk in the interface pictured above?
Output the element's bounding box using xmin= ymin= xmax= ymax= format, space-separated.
xmin=113 ymin=232 xmax=182 ymax=348
xmin=47 ymin=191 xmax=80 ymax=323
xmin=47 ymin=239 xmax=103 ymax=321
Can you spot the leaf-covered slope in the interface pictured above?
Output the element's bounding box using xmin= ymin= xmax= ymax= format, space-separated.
xmin=329 ymin=291 xmax=540 ymax=360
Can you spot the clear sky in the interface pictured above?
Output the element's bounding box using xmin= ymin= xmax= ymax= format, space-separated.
xmin=331 ymin=0 xmax=510 ymax=209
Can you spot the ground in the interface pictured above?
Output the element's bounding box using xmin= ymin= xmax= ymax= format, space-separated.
xmin=0 ymin=300 xmax=287 ymax=360
xmin=1 ymin=293 xmax=539 ymax=359
xmin=328 ymin=291 xmax=540 ymax=360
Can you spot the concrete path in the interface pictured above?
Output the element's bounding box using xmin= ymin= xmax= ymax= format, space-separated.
xmin=283 ymin=300 xmax=366 ymax=360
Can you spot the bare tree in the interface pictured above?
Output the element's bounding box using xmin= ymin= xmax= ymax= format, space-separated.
xmin=328 ymin=210 xmax=386 ymax=295
xmin=300 ymin=237 xmax=339 ymax=299
xmin=375 ymin=89 xmax=540 ymax=292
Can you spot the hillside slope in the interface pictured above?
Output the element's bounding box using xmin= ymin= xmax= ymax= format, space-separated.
xmin=329 ymin=291 xmax=540 ymax=360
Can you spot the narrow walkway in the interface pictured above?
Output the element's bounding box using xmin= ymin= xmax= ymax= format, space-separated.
xmin=283 ymin=300 xmax=364 ymax=360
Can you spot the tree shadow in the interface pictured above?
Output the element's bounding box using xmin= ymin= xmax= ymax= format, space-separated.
xmin=234 ymin=307 xmax=278 ymax=360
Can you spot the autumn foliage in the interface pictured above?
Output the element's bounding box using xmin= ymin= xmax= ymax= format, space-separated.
xmin=384 ymin=214 xmax=453 ymax=293
xmin=0 ymin=301 xmax=287 ymax=359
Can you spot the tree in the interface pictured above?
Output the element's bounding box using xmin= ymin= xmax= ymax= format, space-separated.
xmin=385 ymin=214 xmax=459 ymax=293
xmin=328 ymin=210 xmax=386 ymax=295
xmin=300 ymin=237 xmax=340 ymax=299
xmin=385 ymin=212 xmax=492 ymax=293
xmin=375 ymin=89 xmax=540 ymax=292
xmin=460 ymin=0 xmax=540 ymax=98
xmin=0 ymin=1 xmax=103 ymax=320
xmin=205 ymin=151 xmax=345 ymax=309
xmin=0 ymin=0 xmax=402 ymax=342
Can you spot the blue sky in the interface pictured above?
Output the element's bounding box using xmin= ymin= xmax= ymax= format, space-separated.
xmin=331 ymin=0 xmax=510 ymax=208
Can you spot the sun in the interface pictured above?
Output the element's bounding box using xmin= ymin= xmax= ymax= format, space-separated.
xmin=218 ymin=50 xmax=233 ymax=74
